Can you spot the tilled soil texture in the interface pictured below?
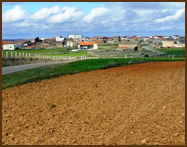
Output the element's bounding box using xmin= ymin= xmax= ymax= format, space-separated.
xmin=2 ymin=61 xmax=185 ymax=145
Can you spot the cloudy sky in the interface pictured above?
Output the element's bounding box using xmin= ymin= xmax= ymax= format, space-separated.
xmin=2 ymin=2 xmax=185 ymax=39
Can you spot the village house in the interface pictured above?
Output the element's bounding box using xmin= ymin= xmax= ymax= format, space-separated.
xmin=153 ymin=35 xmax=163 ymax=39
xmin=162 ymin=36 xmax=169 ymax=40
xmin=78 ymin=42 xmax=98 ymax=50
xmin=162 ymin=40 xmax=185 ymax=48
xmin=30 ymin=39 xmax=35 ymax=43
xmin=106 ymin=37 xmax=114 ymax=44
xmin=113 ymin=36 xmax=121 ymax=43
xmin=172 ymin=35 xmax=180 ymax=40
xmin=94 ymin=36 xmax=107 ymax=41
xmin=121 ymin=36 xmax=130 ymax=41
xmin=179 ymin=37 xmax=185 ymax=44
xmin=93 ymin=36 xmax=99 ymax=40
xmin=142 ymin=36 xmax=150 ymax=42
xmin=56 ymin=41 xmax=63 ymax=48
xmin=68 ymin=34 xmax=83 ymax=39
xmin=94 ymin=40 xmax=105 ymax=45
xmin=56 ymin=36 xmax=66 ymax=48
xmin=132 ymin=35 xmax=141 ymax=41
xmin=66 ymin=39 xmax=75 ymax=47
xmin=56 ymin=35 xmax=64 ymax=41
xmin=2 ymin=41 xmax=22 ymax=50
xmin=44 ymin=37 xmax=56 ymax=44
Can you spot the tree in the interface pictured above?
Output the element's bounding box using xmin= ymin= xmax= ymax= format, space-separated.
xmin=104 ymin=40 xmax=107 ymax=44
xmin=134 ymin=46 xmax=138 ymax=52
xmin=35 ymin=37 xmax=41 ymax=42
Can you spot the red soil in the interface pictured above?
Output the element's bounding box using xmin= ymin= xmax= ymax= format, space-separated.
xmin=2 ymin=61 xmax=185 ymax=145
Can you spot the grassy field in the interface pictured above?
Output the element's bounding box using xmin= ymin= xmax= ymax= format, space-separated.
xmin=99 ymin=44 xmax=118 ymax=46
xmin=154 ymin=47 xmax=185 ymax=55
xmin=2 ymin=57 xmax=185 ymax=90
xmin=2 ymin=48 xmax=90 ymax=57
xmin=47 ymin=51 xmax=90 ymax=57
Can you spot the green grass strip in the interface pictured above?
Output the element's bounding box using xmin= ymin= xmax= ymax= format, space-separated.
xmin=2 ymin=57 xmax=185 ymax=90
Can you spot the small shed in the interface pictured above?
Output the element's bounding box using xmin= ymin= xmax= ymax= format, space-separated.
xmin=2 ymin=44 xmax=22 ymax=50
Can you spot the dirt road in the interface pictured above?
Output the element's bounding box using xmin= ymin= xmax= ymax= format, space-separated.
xmin=2 ymin=61 xmax=76 ymax=75
xmin=2 ymin=61 xmax=185 ymax=145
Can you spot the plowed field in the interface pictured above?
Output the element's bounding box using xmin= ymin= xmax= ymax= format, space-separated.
xmin=2 ymin=61 xmax=185 ymax=145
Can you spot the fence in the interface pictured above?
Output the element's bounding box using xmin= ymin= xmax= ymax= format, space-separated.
xmin=2 ymin=51 xmax=100 ymax=61
xmin=2 ymin=51 xmax=185 ymax=61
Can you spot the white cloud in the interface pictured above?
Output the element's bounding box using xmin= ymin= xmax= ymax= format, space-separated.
xmin=154 ymin=9 xmax=185 ymax=23
xmin=2 ymin=5 xmax=26 ymax=22
xmin=46 ymin=7 xmax=83 ymax=23
xmin=133 ymin=9 xmax=154 ymax=17
xmin=30 ymin=6 xmax=83 ymax=24
xmin=14 ymin=22 xmax=31 ymax=27
xmin=162 ymin=10 xmax=167 ymax=13
xmin=30 ymin=5 xmax=63 ymax=20
xmin=83 ymin=7 xmax=110 ymax=23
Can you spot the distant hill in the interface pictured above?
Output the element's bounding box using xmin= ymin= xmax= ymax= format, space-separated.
xmin=2 ymin=39 xmax=26 ymax=41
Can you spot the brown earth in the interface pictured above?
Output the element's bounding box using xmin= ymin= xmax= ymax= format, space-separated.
xmin=2 ymin=61 xmax=185 ymax=145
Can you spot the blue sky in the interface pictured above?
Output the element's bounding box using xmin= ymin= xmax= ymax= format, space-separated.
xmin=2 ymin=2 xmax=185 ymax=39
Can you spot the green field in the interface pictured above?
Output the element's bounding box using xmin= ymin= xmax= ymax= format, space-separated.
xmin=154 ymin=47 xmax=185 ymax=55
xmin=99 ymin=44 xmax=118 ymax=46
xmin=47 ymin=51 xmax=90 ymax=57
xmin=9 ymin=48 xmax=63 ymax=54
xmin=2 ymin=48 xmax=90 ymax=57
xmin=2 ymin=57 xmax=185 ymax=90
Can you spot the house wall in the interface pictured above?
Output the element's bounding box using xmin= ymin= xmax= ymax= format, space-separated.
xmin=69 ymin=34 xmax=83 ymax=39
xmin=113 ymin=36 xmax=120 ymax=43
xmin=162 ymin=41 xmax=185 ymax=48
xmin=173 ymin=44 xmax=185 ymax=47
xmin=56 ymin=36 xmax=64 ymax=42
xmin=172 ymin=36 xmax=180 ymax=39
xmin=3 ymin=44 xmax=14 ymax=50
xmin=56 ymin=43 xmax=63 ymax=48
xmin=81 ymin=45 xmax=88 ymax=49
xmin=93 ymin=44 xmax=98 ymax=49
xmin=106 ymin=40 xmax=114 ymax=44
xmin=118 ymin=41 xmax=141 ymax=49
xmin=162 ymin=41 xmax=174 ymax=47
xmin=3 ymin=44 xmax=22 ymax=50
xmin=80 ymin=45 xmax=94 ymax=49
xmin=117 ymin=44 xmax=137 ymax=50
xmin=67 ymin=41 xmax=74 ymax=47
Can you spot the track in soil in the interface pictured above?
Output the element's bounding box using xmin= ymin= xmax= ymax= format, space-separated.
xmin=2 ymin=61 xmax=185 ymax=145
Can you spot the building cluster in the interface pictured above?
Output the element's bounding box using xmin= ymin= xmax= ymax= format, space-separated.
xmin=2 ymin=34 xmax=185 ymax=50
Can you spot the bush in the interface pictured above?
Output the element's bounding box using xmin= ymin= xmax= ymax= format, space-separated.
xmin=134 ymin=46 xmax=138 ymax=52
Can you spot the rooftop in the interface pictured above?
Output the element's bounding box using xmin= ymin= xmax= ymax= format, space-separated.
xmin=79 ymin=42 xmax=95 ymax=45
xmin=2 ymin=41 xmax=13 ymax=44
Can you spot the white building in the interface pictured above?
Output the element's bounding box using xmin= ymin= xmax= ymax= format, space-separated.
xmin=69 ymin=34 xmax=83 ymax=39
xmin=2 ymin=44 xmax=22 ymax=50
xmin=56 ymin=36 xmax=64 ymax=41
xmin=142 ymin=37 xmax=150 ymax=41
xmin=172 ymin=35 xmax=180 ymax=40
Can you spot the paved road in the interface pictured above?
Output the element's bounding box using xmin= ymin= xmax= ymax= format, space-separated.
xmin=2 ymin=61 xmax=77 ymax=75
